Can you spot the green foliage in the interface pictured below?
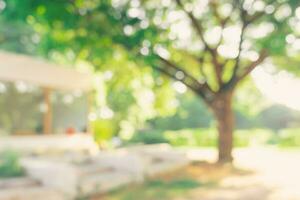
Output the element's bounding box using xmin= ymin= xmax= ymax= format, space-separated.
xmin=1 ymin=0 xmax=300 ymax=152
xmin=234 ymin=79 xmax=267 ymax=117
xmin=0 ymin=150 xmax=25 ymax=178
xmin=273 ymin=55 xmax=300 ymax=76
xmin=153 ymin=80 xmax=177 ymax=117
xmin=129 ymin=128 xmax=276 ymax=148
xmin=128 ymin=127 xmax=300 ymax=148
xmin=129 ymin=130 xmax=168 ymax=144
xmin=2 ymin=0 xmax=298 ymax=89
xmin=165 ymin=129 xmax=217 ymax=147
xmin=149 ymin=93 xmax=213 ymax=130
xmin=234 ymin=129 xmax=274 ymax=147
xmin=278 ymin=128 xmax=300 ymax=147
xmin=92 ymin=119 xmax=116 ymax=144
xmin=149 ymin=87 xmax=300 ymax=131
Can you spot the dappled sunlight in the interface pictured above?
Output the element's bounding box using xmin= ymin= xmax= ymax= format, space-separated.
xmin=177 ymin=148 xmax=300 ymax=200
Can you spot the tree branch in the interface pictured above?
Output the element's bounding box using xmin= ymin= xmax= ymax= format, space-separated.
xmin=211 ymin=50 xmax=223 ymax=86
xmin=236 ymin=49 xmax=268 ymax=82
xmin=221 ymin=49 xmax=268 ymax=91
xmin=154 ymin=66 xmax=208 ymax=100
xmin=230 ymin=22 xmax=247 ymax=81
xmin=154 ymin=54 xmax=215 ymax=101
xmin=175 ymin=0 xmax=212 ymax=53
xmin=157 ymin=55 xmax=199 ymax=84
xmin=198 ymin=55 xmax=208 ymax=81
xmin=156 ymin=54 xmax=213 ymax=91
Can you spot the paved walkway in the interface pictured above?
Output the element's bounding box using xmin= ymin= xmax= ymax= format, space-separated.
xmin=183 ymin=148 xmax=300 ymax=200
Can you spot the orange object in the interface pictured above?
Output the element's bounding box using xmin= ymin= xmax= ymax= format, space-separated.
xmin=66 ymin=127 xmax=76 ymax=135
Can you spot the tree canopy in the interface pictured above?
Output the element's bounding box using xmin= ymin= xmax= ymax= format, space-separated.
xmin=1 ymin=0 xmax=300 ymax=162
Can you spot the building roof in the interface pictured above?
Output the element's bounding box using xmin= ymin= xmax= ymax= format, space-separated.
xmin=0 ymin=51 xmax=93 ymax=91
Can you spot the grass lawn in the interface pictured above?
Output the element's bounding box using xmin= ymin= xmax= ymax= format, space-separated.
xmin=102 ymin=178 xmax=201 ymax=200
xmin=94 ymin=162 xmax=246 ymax=200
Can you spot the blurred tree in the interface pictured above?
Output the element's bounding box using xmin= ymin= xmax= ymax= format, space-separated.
xmin=1 ymin=0 xmax=300 ymax=162
xmin=107 ymin=0 xmax=299 ymax=162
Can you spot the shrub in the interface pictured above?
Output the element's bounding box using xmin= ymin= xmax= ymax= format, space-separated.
xmin=278 ymin=128 xmax=300 ymax=147
xmin=128 ymin=128 xmax=278 ymax=148
xmin=129 ymin=130 xmax=169 ymax=144
xmin=164 ymin=129 xmax=217 ymax=147
xmin=92 ymin=119 xmax=116 ymax=145
xmin=0 ymin=150 xmax=25 ymax=178
xmin=234 ymin=129 xmax=274 ymax=147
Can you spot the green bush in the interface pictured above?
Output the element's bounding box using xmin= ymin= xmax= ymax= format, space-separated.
xmin=92 ymin=119 xmax=116 ymax=145
xmin=129 ymin=130 xmax=169 ymax=144
xmin=164 ymin=129 xmax=194 ymax=146
xmin=234 ymin=129 xmax=274 ymax=147
xmin=0 ymin=150 xmax=25 ymax=178
xmin=193 ymin=129 xmax=217 ymax=147
xmin=128 ymin=128 xmax=280 ymax=148
xmin=278 ymin=128 xmax=300 ymax=147
xmin=164 ymin=129 xmax=217 ymax=147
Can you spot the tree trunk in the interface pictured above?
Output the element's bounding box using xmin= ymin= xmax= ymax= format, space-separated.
xmin=211 ymin=91 xmax=235 ymax=163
